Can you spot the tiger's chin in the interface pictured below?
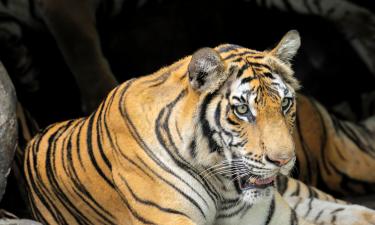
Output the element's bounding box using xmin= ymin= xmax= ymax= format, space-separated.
xmin=235 ymin=175 xmax=276 ymax=205
xmin=241 ymin=186 xmax=274 ymax=205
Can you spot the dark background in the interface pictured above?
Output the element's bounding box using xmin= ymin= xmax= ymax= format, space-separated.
xmin=13 ymin=0 xmax=375 ymax=127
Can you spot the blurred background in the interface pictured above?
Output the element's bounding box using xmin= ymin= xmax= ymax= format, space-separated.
xmin=2 ymin=0 xmax=374 ymax=126
xmin=0 ymin=0 xmax=375 ymax=220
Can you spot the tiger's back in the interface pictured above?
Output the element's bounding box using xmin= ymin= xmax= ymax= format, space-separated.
xmin=24 ymin=58 xmax=217 ymax=224
xmin=24 ymin=115 xmax=129 ymax=224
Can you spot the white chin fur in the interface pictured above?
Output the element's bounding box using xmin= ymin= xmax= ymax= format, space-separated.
xmin=280 ymin=157 xmax=296 ymax=175
xmin=241 ymin=186 xmax=274 ymax=205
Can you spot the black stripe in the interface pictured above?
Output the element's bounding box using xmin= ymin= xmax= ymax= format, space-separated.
xmin=26 ymin=129 xmax=66 ymax=224
xmin=290 ymin=209 xmax=298 ymax=225
xmin=46 ymin=122 xmax=92 ymax=225
xmin=175 ymin=120 xmax=182 ymax=140
xmin=226 ymin=117 xmax=239 ymax=126
xmin=262 ymin=72 xmax=274 ymax=79
xmin=265 ymin=197 xmax=275 ymax=225
xmin=119 ymin=173 xmax=190 ymax=218
xmin=154 ymin=90 xmax=219 ymax=206
xmin=96 ymin=101 xmax=112 ymax=171
xmin=328 ymin=161 xmax=375 ymax=194
xmin=217 ymin=202 xmax=247 ymax=218
xmin=290 ymin=181 xmax=300 ymax=196
xmin=87 ymin=114 xmax=115 ymax=187
xmin=65 ymin=119 xmax=115 ymax=225
xmin=330 ymin=208 xmax=345 ymax=224
xmin=236 ymin=64 xmax=250 ymax=78
xmin=143 ymin=62 xmax=184 ymax=87
xmin=190 ymin=139 xmax=197 ymax=158
xmin=304 ymin=198 xmax=314 ymax=218
xmin=247 ymin=62 xmax=272 ymax=72
xmin=240 ymin=76 xmax=255 ymax=84
xmin=276 ymin=175 xmax=288 ymax=195
xmin=314 ymin=209 xmax=324 ymax=222
xmin=223 ymin=51 xmax=256 ymax=61
xmin=199 ymin=92 xmax=223 ymax=154
xmin=114 ymin=185 xmax=157 ymax=225
xmin=217 ymin=44 xmax=243 ymax=53
xmin=66 ymin=116 xmax=116 ymax=224
xmin=119 ymin=81 xmax=208 ymax=219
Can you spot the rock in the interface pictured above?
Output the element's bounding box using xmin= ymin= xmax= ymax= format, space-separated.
xmin=0 ymin=219 xmax=42 ymax=225
xmin=0 ymin=62 xmax=17 ymax=202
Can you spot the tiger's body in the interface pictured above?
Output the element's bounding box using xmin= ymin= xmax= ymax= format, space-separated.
xmin=292 ymin=95 xmax=375 ymax=196
xmin=24 ymin=31 xmax=375 ymax=225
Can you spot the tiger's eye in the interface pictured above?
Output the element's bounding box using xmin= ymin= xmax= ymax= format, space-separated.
xmin=281 ymin=98 xmax=292 ymax=113
xmin=235 ymin=105 xmax=249 ymax=115
xmin=281 ymin=98 xmax=289 ymax=107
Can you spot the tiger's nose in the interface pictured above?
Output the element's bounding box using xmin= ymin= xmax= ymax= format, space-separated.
xmin=265 ymin=152 xmax=294 ymax=166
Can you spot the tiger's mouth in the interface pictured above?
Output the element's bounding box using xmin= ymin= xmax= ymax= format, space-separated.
xmin=235 ymin=174 xmax=275 ymax=191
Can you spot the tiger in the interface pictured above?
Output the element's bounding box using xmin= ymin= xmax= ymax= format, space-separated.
xmin=23 ymin=30 xmax=375 ymax=225
xmin=1 ymin=0 xmax=374 ymax=113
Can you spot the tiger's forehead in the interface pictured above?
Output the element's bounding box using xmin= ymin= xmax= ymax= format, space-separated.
xmin=230 ymin=73 xmax=290 ymax=105
xmin=215 ymin=44 xmax=274 ymax=80
xmin=216 ymin=44 xmax=293 ymax=104
xmin=216 ymin=44 xmax=265 ymax=62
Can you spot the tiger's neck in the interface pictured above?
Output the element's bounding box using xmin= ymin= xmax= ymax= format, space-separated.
xmin=104 ymin=57 xmax=223 ymax=175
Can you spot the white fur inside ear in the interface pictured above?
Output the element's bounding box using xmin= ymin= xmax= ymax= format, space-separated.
xmin=275 ymin=30 xmax=301 ymax=63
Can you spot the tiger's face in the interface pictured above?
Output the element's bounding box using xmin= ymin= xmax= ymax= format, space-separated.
xmin=222 ymin=58 xmax=297 ymax=203
xmin=187 ymin=30 xmax=300 ymax=204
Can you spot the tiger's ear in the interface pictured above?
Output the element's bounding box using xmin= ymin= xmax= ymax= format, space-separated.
xmin=271 ymin=30 xmax=301 ymax=64
xmin=188 ymin=47 xmax=225 ymax=92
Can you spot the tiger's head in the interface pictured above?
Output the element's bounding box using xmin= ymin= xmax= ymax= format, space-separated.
xmin=185 ymin=30 xmax=301 ymax=204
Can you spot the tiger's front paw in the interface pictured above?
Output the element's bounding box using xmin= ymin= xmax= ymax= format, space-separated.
xmin=310 ymin=204 xmax=375 ymax=225
xmin=331 ymin=205 xmax=375 ymax=225
xmin=285 ymin=196 xmax=375 ymax=225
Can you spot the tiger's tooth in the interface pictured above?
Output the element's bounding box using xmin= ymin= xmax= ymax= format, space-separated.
xmin=248 ymin=177 xmax=256 ymax=184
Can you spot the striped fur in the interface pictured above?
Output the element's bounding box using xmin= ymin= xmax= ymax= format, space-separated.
xmin=24 ymin=31 xmax=375 ymax=225
xmin=293 ymin=95 xmax=375 ymax=196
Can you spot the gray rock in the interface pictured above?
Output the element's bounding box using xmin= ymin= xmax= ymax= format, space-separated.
xmin=0 ymin=219 xmax=42 ymax=225
xmin=0 ymin=62 xmax=17 ymax=202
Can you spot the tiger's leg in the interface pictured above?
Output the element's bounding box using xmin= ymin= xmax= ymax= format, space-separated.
xmin=278 ymin=175 xmax=375 ymax=225
xmin=36 ymin=0 xmax=118 ymax=113
xmin=236 ymin=191 xmax=315 ymax=225
xmin=110 ymin=162 xmax=214 ymax=225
